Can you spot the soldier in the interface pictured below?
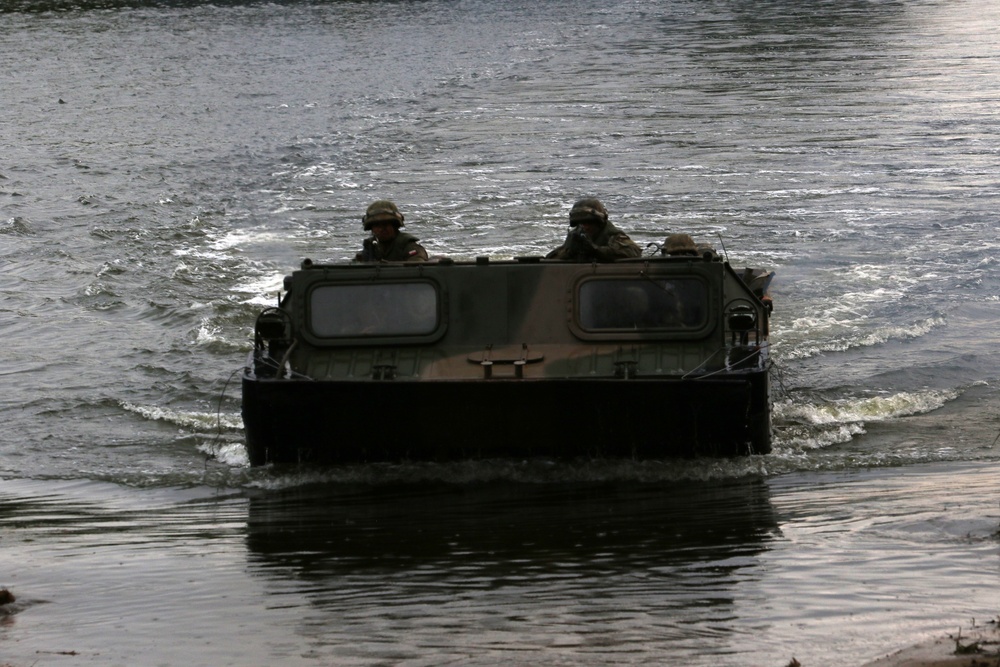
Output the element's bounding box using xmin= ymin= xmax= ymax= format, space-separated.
xmin=662 ymin=232 xmax=717 ymax=258
xmin=355 ymin=200 xmax=429 ymax=262
xmin=662 ymin=233 xmax=700 ymax=256
xmin=545 ymin=198 xmax=642 ymax=262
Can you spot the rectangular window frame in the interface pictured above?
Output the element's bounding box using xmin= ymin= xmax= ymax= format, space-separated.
xmin=301 ymin=279 xmax=447 ymax=346
xmin=570 ymin=275 xmax=715 ymax=341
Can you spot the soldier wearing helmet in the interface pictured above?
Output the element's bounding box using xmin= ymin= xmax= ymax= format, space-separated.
xmin=662 ymin=232 xmax=717 ymax=258
xmin=355 ymin=200 xmax=429 ymax=262
xmin=545 ymin=198 xmax=641 ymax=262
xmin=662 ymin=233 xmax=700 ymax=256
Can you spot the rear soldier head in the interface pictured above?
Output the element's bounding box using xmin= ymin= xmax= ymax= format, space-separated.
xmin=663 ymin=233 xmax=699 ymax=256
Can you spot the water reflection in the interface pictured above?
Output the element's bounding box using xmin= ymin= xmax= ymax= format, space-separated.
xmin=248 ymin=479 xmax=777 ymax=570
xmin=246 ymin=478 xmax=777 ymax=595
xmin=243 ymin=479 xmax=781 ymax=662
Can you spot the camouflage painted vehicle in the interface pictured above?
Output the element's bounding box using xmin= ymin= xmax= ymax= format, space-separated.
xmin=241 ymin=251 xmax=774 ymax=465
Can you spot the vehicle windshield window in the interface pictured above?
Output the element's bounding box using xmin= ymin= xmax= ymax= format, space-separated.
xmin=578 ymin=278 xmax=707 ymax=330
xmin=309 ymin=282 xmax=439 ymax=337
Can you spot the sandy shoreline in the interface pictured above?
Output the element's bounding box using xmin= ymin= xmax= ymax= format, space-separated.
xmin=855 ymin=618 xmax=1000 ymax=667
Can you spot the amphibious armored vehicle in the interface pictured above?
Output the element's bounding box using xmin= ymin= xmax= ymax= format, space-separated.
xmin=242 ymin=251 xmax=774 ymax=465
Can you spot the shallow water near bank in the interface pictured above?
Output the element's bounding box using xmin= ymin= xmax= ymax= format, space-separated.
xmin=1 ymin=461 xmax=997 ymax=666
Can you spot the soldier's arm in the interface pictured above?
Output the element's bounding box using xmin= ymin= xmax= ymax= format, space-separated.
xmin=597 ymin=233 xmax=642 ymax=260
xmin=403 ymin=241 xmax=429 ymax=261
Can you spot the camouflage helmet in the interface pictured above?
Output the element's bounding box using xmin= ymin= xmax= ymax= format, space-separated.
xmin=568 ymin=198 xmax=609 ymax=227
xmin=663 ymin=233 xmax=699 ymax=256
xmin=362 ymin=200 xmax=405 ymax=230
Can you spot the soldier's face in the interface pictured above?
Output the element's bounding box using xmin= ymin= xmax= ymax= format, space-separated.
xmin=579 ymin=221 xmax=599 ymax=239
xmin=371 ymin=222 xmax=398 ymax=242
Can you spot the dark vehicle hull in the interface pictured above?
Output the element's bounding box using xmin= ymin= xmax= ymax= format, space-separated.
xmin=241 ymin=255 xmax=774 ymax=466
xmin=242 ymin=372 xmax=771 ymax=465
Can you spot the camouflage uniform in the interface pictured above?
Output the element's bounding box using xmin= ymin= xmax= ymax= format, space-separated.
xmin=356 ymin=231 xmax=428 ymax=262
xmin=546 ymin=198 xmax=641 ymax=262
xmin=355 ymin=200 xmax=429 ymax=262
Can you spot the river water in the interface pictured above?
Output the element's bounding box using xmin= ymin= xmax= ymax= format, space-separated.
xmin=1 ymin=0 xmax=999 ymax=665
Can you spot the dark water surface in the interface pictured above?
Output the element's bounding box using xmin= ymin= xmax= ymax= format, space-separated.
xmin=2 ymin=0 xmax=999 ymax=665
